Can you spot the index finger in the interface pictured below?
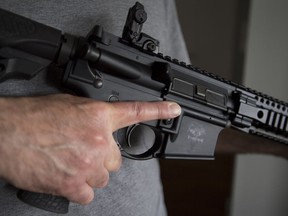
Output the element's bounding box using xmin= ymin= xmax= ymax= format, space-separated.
xmin=109 ymin=101 xmax=181 ymax=131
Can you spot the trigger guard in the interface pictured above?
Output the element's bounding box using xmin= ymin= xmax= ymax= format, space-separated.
xmin=115 ymin=124 xmax=163 ymax=160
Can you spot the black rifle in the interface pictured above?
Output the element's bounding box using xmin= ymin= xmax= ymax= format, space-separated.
xmin=0 ymin=2 xmax=287 ymax=214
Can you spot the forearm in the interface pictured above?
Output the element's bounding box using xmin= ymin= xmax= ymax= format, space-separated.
xmin=216 ymin=128 xmax=288 ymax=158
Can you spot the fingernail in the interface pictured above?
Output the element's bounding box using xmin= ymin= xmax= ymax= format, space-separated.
xmin=169 ymin=103 xmax=181 ymax=117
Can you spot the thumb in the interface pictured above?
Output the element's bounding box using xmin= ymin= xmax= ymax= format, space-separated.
xmin=110 ymin=101 xmax=181 ymax=131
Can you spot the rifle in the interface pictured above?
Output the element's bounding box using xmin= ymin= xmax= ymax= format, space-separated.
xmin=0 ymin=2 xmax=287 ymax=214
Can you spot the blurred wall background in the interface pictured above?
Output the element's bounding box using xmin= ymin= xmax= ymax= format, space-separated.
xmin=230 ymin=0 xmax=288 ymax=215
xmin=160 ymin=0 xmax=288 ymax=215
xmin=161 ymin=0 xmax=248 ymax=215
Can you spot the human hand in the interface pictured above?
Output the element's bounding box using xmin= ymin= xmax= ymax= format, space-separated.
xmin=0 ymin=94 xmax=181 ymax=204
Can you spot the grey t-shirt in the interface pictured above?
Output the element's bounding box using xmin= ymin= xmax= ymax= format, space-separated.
xmin=0 ymin=1 xmax=189 ymax=215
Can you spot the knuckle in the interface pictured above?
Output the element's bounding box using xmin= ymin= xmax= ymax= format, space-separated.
xmin=97 ymin=173 xmax=109 ymax=188
xmin=80 ymin=153 xmax=95 ymax=168
xmin=91 ymin=134 xmax=107 ymax=147
xmin=107 ymin=155 xmax=122 ymax=172
xmin=132 ymin=102 xmax=143 ymax=120
xmin=155 ymin=103 xmax=163 ymax=118
xmin=91 ymin=102 xmax=110 ymax=115
xmin=78 ymin=100 xmax=108 ymax=117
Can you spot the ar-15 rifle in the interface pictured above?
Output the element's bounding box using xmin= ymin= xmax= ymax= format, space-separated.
xmin=0 ymin=2 xmax=287 ymax=214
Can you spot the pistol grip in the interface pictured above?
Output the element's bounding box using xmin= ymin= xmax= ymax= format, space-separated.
xmin=17 ymin=190 xmax=69 ymax=214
